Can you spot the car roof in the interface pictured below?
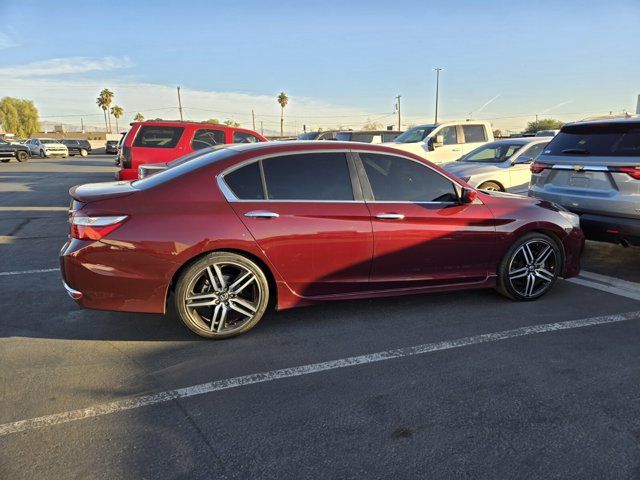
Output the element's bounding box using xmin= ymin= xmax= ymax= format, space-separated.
xmin=564 ymin=117 xmax=640 ymax=128
xmin=489 ymin=137 xmax=548 ymax=146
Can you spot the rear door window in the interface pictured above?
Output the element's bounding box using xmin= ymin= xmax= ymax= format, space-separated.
xmin=262 ymin=152 xmax=353 ymax=200
xmin=192 ymin=129 xmax=225 ymax=150
xmin=462 ymin=125 xmax=487 ymax=143
xmin=133 ymin=126 xmax=184 ymax=148
xmin=543 ymin=124 xmax=640 ymax=157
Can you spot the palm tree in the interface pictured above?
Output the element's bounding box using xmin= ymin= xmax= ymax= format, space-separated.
xmin=96 ymin=94 xmax=109 ymax=132
xmin=100 ymin=88 xmax=114 ymax=132
xmin=133 ymin=113 xmax=144 ymax=122
xmin=111 ymin=105 xmax=124 ymax=133
xmin=277 ymin=91 xmax=289 ymax=137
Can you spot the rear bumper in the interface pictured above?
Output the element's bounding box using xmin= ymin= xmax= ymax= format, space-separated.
xmin=60 ymin=238 xmax=173 ymax=313
xmin=578 ymin=213 xmax=640 ymax=246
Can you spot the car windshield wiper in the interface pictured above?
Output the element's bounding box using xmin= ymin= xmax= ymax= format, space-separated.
xmin=561 ymin=148 xmax=589 ymax=154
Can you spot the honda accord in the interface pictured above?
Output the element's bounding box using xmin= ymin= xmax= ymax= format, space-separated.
xmin=61 ymin=142 xmax=584 ymax=338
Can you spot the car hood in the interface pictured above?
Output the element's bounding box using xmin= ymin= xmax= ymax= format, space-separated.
xmin=444 ymin=161 xmax=504 ymax=178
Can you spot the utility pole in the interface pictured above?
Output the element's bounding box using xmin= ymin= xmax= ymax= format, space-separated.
xmin=80 ymin=117 xmax=84 ymax=133
xmin=177 ymin=86 xmax=184 ymax=121
xmin=252 ymin=110 xmax=256 ymax=131
xmin=433 ymin=67 xmax=443 ymax=123
xmin=260 ymin=121 xmax=264 ymax=136
xmin=395 ymin=95 xmax=402 ymax=130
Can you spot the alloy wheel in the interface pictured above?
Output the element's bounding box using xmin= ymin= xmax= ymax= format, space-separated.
xmin=507 ymin=239 xmax=557 ymax=298
xmin=183 ymin=261 xmax=263 ymax=334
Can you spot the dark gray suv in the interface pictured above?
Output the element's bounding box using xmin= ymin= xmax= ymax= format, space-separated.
xmin=529 ymin=118 xmax=640 ymax=246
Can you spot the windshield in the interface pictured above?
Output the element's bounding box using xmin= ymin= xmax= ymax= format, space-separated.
xmin=542 ymin=123 xmax=640 ymax=157
xmin=460 ymin=142 xmax=524 ymax=163
xmin=297 ymin=132 xmax=320 ymax=140
xmin=393 ymin=126 xmax=434 ymax=143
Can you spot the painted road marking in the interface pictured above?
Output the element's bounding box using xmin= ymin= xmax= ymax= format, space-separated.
xmin=1 ymin=310 xmax=638 ymax=437
xmin=0 ymin=206 xmax=68 ymax=211
xmin=567 ymin=270 xmax=640 ymax=302
xmin=0 ymin=268 xmax=60 ymax=276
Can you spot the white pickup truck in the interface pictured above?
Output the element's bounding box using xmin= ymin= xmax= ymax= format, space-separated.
xmin=382 ymin=120 xmax=494 ymax=164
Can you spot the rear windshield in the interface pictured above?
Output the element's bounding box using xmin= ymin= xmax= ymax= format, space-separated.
xmin=543 ymin=123 xmax=640 ymax=157
xmin=133 ymin=126 xmax=184 ymax=148
xmin=133 ymin=147 xmax=237 ymax=190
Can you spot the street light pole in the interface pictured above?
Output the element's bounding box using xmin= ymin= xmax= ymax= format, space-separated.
xmin=433 ymin=67 xmax=443 ymax=123
xmin=395 ymin=95 xmax=402 ymax=130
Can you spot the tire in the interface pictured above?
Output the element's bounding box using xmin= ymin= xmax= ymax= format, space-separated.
xmin=174 ymin=252 xmax=270 ymax=339
xmin=16 ymin=151 xmax=28 ymax=162
xmin=496 ymin=232 xmax=562 ymax=301
xmin=478 ymin=181 xmax=502 ymax=192
xmin=39 ymin=150 xmax=46 ymax=158
xmin=1 ymin=159 xmax=9 ymax=163
xmin=80 ymin=149 xmax=88 ymax=157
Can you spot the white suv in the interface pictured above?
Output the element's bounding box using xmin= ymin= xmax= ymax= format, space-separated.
xmin=382 ymin=120 xmax=494 ymax=164
xmin=26 ymin=138 xmax=68 ymax=158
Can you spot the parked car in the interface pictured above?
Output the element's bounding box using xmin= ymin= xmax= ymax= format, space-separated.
xmin=297 ymin=131 xmax=339 ymax=140
xmin=116 ymin=120 xmax=268 ymax=180
xmin=535 ymin=129 xmax=560 ymax=137
xmin=335 ymin=130 xmax=404 ymax=143
xmin=382 ymin=120 xmax=494 ymax=164
xmin=0 ymin=138 xmax=30 ymax=163
xmin=62 ymin=141 xmax=583 ymax=339
xmin=105 ymin=140 xmax=119 ymax=154
xmin=529 ymin=118 xmax=640 ymax=246
xmin=61 ymin=139 xmax=92 ymax=157
xmin=25 ymin=138 xmax=68 ymax=158
xmin=443 ymin=138 xmax=549 ymax=194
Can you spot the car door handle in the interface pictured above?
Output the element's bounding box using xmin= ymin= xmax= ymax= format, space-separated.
xmin=376 ymin=213 xmax=405 ymax=220
xmin=451 ymin=148 xmax=461 ymax=152
xmin=244 ymin=210 xmax=279 ymax=219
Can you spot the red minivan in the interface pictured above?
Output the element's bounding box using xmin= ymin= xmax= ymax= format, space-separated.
xmin=116 ymin=120 xmax=267 ymax=180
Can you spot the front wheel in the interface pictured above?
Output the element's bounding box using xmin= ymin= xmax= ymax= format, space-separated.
xmin=39 ymin=150 xmax=46 ymax=158
xmin=496 ymin=232 xmax=561 ymax=301
xmin=174 ymin=252 xmax=270 ymax=339
xmin=80 ymin=148 xmax=88 ymax=157
xmin=16 ymin=151 xmax=28 ymax=162
xmin=478 ymin=181 xmax=502 ymax=192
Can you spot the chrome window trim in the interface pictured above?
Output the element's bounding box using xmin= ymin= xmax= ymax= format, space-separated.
xmin=216 ymin=148 xmax=467 ymax=204
xmin=551 ymin=164 xmax=609 ymax=171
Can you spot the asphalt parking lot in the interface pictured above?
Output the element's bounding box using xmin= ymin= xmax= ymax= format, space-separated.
xmin=1 ymin=155 xmax=639 ymax=479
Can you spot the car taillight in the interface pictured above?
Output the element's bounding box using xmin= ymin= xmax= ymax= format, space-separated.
xmin=610 ymin=166 xmax=640 ymax=180
xmin=530 ymin=162 xmax=550 ymax=174
xmin=70 ymin=215 xmax=128 ymax=240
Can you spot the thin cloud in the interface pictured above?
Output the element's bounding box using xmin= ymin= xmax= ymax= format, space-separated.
xmin=0 ymin=31 xmax=19 ymax=50
xmin=542 ymin=100 xmax=572 ymax=114
xmin=474 ymin=94 xmax=501 ymax=115
xmin=0 ymin=56 xmax=132 ymax=77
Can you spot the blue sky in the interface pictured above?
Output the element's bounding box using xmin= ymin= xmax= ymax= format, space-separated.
xmin=1 ymin=0 xmax=639 ymax=133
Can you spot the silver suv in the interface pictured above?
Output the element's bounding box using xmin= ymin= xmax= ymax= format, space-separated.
xmin=529 ymin=118 xmax=640 ymax=246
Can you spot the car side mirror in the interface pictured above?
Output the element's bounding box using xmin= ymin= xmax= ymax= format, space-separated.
xmin=428 ymin=134 xmax=444 ymax=151
xmin=460 ymin=188 xmax=477 ymax=204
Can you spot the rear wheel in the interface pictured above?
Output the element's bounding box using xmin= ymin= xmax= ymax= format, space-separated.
xmin=1 ymin=158 xmax=9 ymax=163
xmin=16 ymin=151 xmax=28 ymax=162
xmin=174 ymin=252 xmax=270 ymax=339
xmin=478 ymin=181 xmax=502 ymax=192
xmin=497 ymin=232 xmax=561 ymax=301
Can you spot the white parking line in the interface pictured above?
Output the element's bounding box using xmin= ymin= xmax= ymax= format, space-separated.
xmin=567 ymin=270 xmax=640 ymax=302
xmin=1 ymin=310 xmax=638 ymax=437
xmin=0 ymin=268 xmax=59 ymax=276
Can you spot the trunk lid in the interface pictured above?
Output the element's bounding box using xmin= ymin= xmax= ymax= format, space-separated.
xmin=69 ymin=181 xmax=137 ymax=203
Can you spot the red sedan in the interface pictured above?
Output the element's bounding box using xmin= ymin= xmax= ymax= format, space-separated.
xmin=61 ymin=142 xmax=584 ymax=338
